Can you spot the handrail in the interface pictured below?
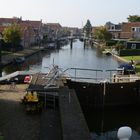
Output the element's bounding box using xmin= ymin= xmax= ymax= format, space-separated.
xmin=63 ymin=67 xmax=103 ymax=73
xmin=63 ymin=67 xmax=103 ymax=82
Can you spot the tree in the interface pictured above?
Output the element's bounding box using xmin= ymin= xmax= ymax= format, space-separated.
xmin=83 ymin=19 xmax=92 ymax=38
xmin=42 ymin=34 xmax=48 ymax=44
xmin=93 ymin=26 xmax=112 ymax=43
xmin=2 ymin=23 xmax=21 ymax=52
xmin=115 ymin=41 xmax=125 ymax=51
xmin=127 ymin=15 xmax=140 ymax=22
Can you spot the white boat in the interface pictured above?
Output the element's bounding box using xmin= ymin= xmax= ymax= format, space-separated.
xmin=45 ymin=43 xmax=57 ymax=49
xmin=102 ymin=50 xmax=111 ymax=55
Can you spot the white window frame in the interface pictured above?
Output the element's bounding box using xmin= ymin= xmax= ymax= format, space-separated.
xmin=131 ymin=44 xmax=136 ymax=49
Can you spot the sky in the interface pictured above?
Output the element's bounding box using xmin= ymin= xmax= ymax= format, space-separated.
xmin=0 ymin=0 xmax=140 ymax=27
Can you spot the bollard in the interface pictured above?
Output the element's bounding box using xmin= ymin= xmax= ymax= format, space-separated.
xmin=117 ymin=126 xmax=132 ymax=140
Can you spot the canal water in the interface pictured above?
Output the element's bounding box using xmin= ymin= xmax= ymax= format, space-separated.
xmin=2 ymin=39 xmax=121 ymax=81
xmin=2 ymin=40 xmax=140 ymax=139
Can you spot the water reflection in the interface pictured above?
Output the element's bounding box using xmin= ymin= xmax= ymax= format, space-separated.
xmin=2 ymin=51 xmax=44 ymax=75
xmin=1 ymin=40 xmax=140 ymax=139
xmin=2 ymin=40 xmax=120 ymax=78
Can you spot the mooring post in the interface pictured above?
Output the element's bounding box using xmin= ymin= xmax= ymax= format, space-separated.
xmin=44 ymin=92 xmax=47 ymax=109
xmin=117 ymin=126 xmax=132 ymax=140
xmin=68 ymin=92 xmax=71 ymax=103
xmin=84 ymin=39 xmax=86 ymax=48
xmin=70 ymin=38 xmax=73 ymax=49
xmin=0 ymin=39 xmax=2 ymax=77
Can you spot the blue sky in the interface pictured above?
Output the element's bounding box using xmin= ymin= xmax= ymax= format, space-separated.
xmin=0 ymin=0 xmax=140 ymax=27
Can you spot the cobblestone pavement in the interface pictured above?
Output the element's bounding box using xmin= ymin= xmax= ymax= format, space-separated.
xmin=0 ymin=85 xmax=40 ymax=140
xmin=0 ymin=84 xmax=62 ymax=140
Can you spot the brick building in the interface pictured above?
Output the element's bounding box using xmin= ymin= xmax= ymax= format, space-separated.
xmin=120 ymin=22 xmax=140 ymax=39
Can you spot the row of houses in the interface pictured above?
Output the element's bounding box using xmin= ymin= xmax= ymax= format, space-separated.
xmin=0 ymin=17 xmax=81 ymax=48
xmin=105 ymin=21 xmax=140 ymax=40
xmin=0 ymin=17 xmax=43 ymax=48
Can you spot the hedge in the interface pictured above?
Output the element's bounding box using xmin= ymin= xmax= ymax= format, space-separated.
xmin=119 ymin=49 xmax=140 ymax=56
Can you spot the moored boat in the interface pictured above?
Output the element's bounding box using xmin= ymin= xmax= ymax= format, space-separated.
xmin=13 ymin=56 xmax=25 ymax=64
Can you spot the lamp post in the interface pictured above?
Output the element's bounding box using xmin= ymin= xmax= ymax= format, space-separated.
xmin=100 ymin=79 xmax=108 ymax=132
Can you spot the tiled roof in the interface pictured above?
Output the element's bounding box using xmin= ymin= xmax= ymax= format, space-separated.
xmin=19 ymin=22 xmax=35 ymax=36
xmin=123 ymin=22 xmax=140 ymax=26
xmin=46 ymin=23 xmax=62 ymax=28
xmin=0 ymin=18 xmax=20 ymax=24
xmin=24 ymin=20 xmax=42 ymax=29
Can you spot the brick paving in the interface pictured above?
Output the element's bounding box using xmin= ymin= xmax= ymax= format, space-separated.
xmin=0 ymin=84 xmax=62 ymax=140
xmin=59 ymin=87 xmax=91 ymax=140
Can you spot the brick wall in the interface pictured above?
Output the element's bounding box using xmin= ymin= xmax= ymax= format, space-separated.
xmin=120 ymin=22 xmax=140 ymax=39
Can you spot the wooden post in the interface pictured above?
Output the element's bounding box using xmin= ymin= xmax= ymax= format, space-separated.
xmin=70 ymin=39 xmax=73 ymax=49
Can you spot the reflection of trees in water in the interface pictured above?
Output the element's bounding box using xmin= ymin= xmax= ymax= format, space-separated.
xmin=27 ymin=52 xmax=43 ymax=65
xmin=3 ymin=61 xmax=29 ymax=74
xmin=3 ymin=52 xmax=44 ymax=75
xmin=96 ymin=50 xmax=103 ymax=57
xmin=3 ymin=63 xmax=22 ymax=74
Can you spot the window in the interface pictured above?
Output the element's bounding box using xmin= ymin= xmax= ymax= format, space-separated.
xmin=131 ymin=44 xmax=136 ymax=49
xmin=132 ymin=27 xmax=140 ymax=32
xmin=111 ymin=25 xmax=115 ymax=30
xmin=132 ymin=27 xmax=135 ymax=32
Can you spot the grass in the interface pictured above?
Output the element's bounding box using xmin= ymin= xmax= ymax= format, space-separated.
xmin=122 ymin=56 xmax=140 ymax=62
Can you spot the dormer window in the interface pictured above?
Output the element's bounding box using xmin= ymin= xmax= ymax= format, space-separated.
xmin=111 ymin=25 xmax=115 ymax=30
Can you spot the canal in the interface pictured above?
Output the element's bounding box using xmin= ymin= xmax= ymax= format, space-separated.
xmin=2 ymin=40 xmax=140 ymax=139
xmin=2 ymin=39 xmax=121 ymax=81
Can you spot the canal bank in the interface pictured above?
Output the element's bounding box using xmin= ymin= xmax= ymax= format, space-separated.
xmin=1 ymin=46 xmax=44 ymax=68
xmin=112 ymin=53 xmax=129 ymax=63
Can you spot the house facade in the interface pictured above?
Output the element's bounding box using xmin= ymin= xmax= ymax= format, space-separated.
xmin=43 ymin=23 xmax=62 ymax=41
xmin=105 ymin=22 xmax=122 ymax=39
xmin=120 ymin=22 xmax=140 ymax=39
xmin=0 ymin=17 xmax=43 ymax=48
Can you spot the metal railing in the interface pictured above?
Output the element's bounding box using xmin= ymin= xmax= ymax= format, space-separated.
xmin=63 ymin=67 xmax=103 ymax=82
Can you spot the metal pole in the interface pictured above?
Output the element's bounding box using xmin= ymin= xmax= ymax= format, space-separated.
xmin=96 ymin=71 xmax=97 ymax=82
xmin=101 ymin=80 xmax=108 ymax=109
xmin=75 ymin=68 xmax=76 ymax=80
xmin=103 ymin=81 xmax=106 ymax=106
xmin=69 ymin=92 xmax=71 ymax=103
xmin=44 ymin=92 xmax=46 ymax=109
xmin=53 ymin=95 xmax=55 ymax=109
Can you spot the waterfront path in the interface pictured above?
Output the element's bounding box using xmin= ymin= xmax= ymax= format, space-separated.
xmin=0 ymin=84 xmax=41 ymax=140
xmin=59 ymin=87 xmax=91 ymax=140
xmin=0 ymin=84 xmax=62 ymax=140
xmin=1 ymin=46 xmax=44 ymax=67
xmin=112 ymin=53 xmax=129 ymax=63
